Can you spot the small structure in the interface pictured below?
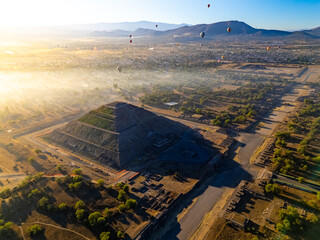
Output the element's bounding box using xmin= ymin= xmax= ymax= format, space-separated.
xmin=227 ymin=212 xmax=249 ymax=230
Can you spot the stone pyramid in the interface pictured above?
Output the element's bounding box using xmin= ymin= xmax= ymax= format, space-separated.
xmin=43 ymin=102 xmax=187 ymax=169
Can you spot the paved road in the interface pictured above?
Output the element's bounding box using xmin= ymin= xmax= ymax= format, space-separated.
xmin=151 ymin=132 xmax=264 ymax=240
xmin=275 ymin=174 xmax=320 ymax=192
xmin=150 ymin=81 xmax=310 ymax=240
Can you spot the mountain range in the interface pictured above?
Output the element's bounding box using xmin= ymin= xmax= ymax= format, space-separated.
xmin=90 ymin=20 xmax=320 ymax=41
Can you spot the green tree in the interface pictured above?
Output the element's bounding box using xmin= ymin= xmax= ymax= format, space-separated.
xmin=276 ymin=132 xmax=291 ymax=140
xmin=74 ymin=182 xmax=82 ymax=190
xmin=73 ymin=168 xmax=82 ymax=175
xmin=298 ymin=177 xmax=305 ymax=183
xmin=75 ymin=209 xmax=86 ymax=222
xmin=56 ymin=165 xmax=63 ymax=172
xmin=307 ymin=213 xmax=319 ymax=224
xmin=125 ymin=199 xmax=137 ymax=209
xmin=27 ymin=157 xmax=35 ymax=164
xmin=88 ymin=212 xmax=104 ymax=227
xmin=265 ymin=183 xmax=280 ymax=194
xmin=0 ymin=188 xmax=12 ymax=199
xmin=28 ymin=189 xmax=41 ymax=199
xmin=317 ymin=192 xmax=320 ymax=200
xmin=118 ymin=190 xmax=126 ymax=201
xmin=100 ymin=232 xmax=110 ymax=240
xmin=27 ymin=224 xmax=44 ymax=238
xmin=117 ymin=182 xmax=125 ymax=189
xmin=117 ymin=231 xmax=125 ymax=239
xmin=73 ymin=176 xmax=83 ymax=183
xmin=118 ymin=204 xmax=128 ymax=212
xmin=103 ymin=208 xmax=110 ymax=218
xmin=37 ymin=197 xmax=49 ymax=210
xmin=75 ymin=200 xmax=85 ymax=210
xmin=34 ymin=149 xmax=41 ymax=154
xmin=59 ymin=203 xmax=68 ymax=211
xmin=97 ymin=179 xmax=104 ymax=187
xmin=123 ymin=185 xmax=129 ymax=193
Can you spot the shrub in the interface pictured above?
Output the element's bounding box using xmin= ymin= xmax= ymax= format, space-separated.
xmin=298 ymin=177 xmax=305 ymax=183
xmin=27 ymin=224 xmax=44 ymax=237
xmin=100 ymin=232 xmax=110 ymax=240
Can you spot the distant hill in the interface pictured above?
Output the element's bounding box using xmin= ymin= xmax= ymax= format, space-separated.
xmin=67 ymin=21 xmax=188 ymax=32
xmin=90 ymin=20 xmax=320 ymax=40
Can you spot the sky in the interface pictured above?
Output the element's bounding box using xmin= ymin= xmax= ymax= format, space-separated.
xmin=0 ymin=0 xmax=319 ymax=30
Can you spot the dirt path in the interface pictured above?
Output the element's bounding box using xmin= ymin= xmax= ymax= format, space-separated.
xmin=18 ymin=226 xmax=26 ymax=240
xmin=28 ymin=221 xmax=93 ymax=240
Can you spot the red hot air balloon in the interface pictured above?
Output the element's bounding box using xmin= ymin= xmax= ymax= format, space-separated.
xmin=208 ymin=4 xmax=210 ymax=8
xmin=267 ymin=46 xmax=271 ymax=51
xmin=227 ymin=27 xmax=232 ymax=33
xmin=130 ymin=40 xmax=133 ymax=44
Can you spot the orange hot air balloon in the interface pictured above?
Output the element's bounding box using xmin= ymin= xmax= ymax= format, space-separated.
xmin=130 ymin=40 xmax=133 ymax=43
xmin=208 ymin=4 xmax=210 ymax=8
xmin=227 ymin=27 xmax=232 ymax=33
xmin=267 ymin=46 xmax=271 ymax=51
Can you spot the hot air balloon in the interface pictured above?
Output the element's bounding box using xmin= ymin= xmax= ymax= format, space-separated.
xmin=221 ymin=56 xmax=225 ymax=60
xmin=200 ymin=32 xmax=205 ymax=38
xmin=129 ymin=35 xmax=132 ymax=38
xmin=218 ymin=59 xmax=221 ymax=63
xmin=227 ymin=27 xmax=232 ymax=33
xmin=267 ymin=46 xmax=271 ymax=51
xmin=130 ymin=40 xmax=133 ymax=44
xmin=208 ymin=4 xmax=210 ymax=8
xmin=156 ymin=24 xmax=158 ymax=28
xmin=117 ymin=66 xmax=122 ymax=72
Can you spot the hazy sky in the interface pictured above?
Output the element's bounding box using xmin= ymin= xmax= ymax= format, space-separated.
xmin=0 ymin=0 xmax=319 ymax=30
